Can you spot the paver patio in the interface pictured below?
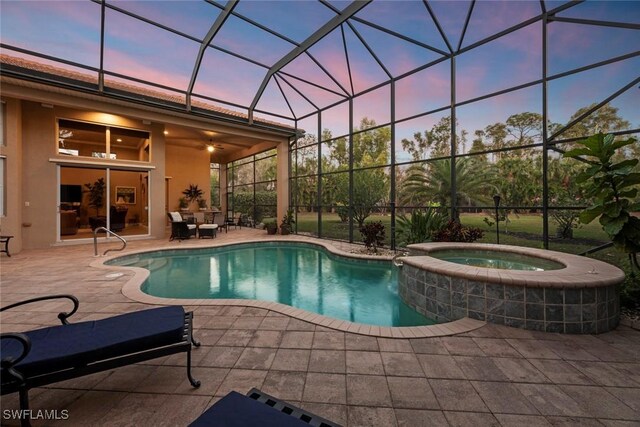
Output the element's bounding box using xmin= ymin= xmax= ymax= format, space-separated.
xmin=1 ymin=229 xmax=639 ymax=426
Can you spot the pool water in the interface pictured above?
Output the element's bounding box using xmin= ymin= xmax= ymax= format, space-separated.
xmin=429 ymin=249 xmax=564 ymax=271
xmin=108 ymin=242 xmax=432 ymax=327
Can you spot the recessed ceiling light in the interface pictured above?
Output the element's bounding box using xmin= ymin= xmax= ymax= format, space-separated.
xmin=116 ymin=138 xmax=122 ymax=142
xmin=207 ymin=145 xmax=215 ymax=153
xmin=164 ymin=130 xmax=169 ymax=135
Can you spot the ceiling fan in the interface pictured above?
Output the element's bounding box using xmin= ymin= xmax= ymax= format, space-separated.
xmin=204 ymin=138 xmax=225 ymax=152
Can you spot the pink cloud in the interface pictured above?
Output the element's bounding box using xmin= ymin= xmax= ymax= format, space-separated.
xmin=395 ymin=61 xmax=450 ymax=119
xmin=282 ymin=53 xmax=343 ymax=94
xmin=321 ymin=101 xmax=350 ymax=137
xmin=193 ymin=49 xmax=268 ymax=107
xmin=307 ymin=47 xmax=352 ymax=95
xmin=353 ymin=85 xmax=391 ymax=125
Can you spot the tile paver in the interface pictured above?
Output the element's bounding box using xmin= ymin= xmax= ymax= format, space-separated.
xmin=346 ymin=350 xmax=385 ymax=375
xmin=472 ymin=337 xmax=522 ymax=358
xmin=429 ymin=379 xmax=489 ymax=412
xmin=308 ymin=349 xmax=346 ymax=374
xmin=348 ymin=406 xmax=397 ymax=427
xmin=441 ymin=336 xmax=486 ymax=356
xmin=494 ymin=413 xmax=552 ymax=426
xmin=410 ymin=337 xmax=450 ymax=355
xmin=568 ymin=361 xmax=640 ymax=387
xmin=346 ymin=334 xmax=379 ymax=351
xmin=247 ymin=330 xmax=282 ymax=348
xmin=417 ymin=354 xmax=466 ymax=379
xmin=529 ymin=359 xmax=595 ymax=385
xmin=472 ymin=381 xmax=539 ymax=415
xmin=381 ymin=352 xmax=424 ymax=377
xmin=279 ymin=331 xmax=314 ymax=349
xmin=303 ymin=373 xmax=346 ymax=404
xmin=559 ymin=385 xmax=640 ymax=420
xmin=387 ymin=376 xmax=439 ymax=410
xmin=443 ymin=411 xmax=500 ymax=426
xmin=492 ymin=357 xmax=552 ymax=383
xmin=260 ymin=371 xmax=306 ymax=401
xmin=454 ymin=355 xmax=509 ymax=381
xmin=515 ymin=383 xmax=588 ymax=417
xmin=1 ymin=233 xmax=639 ymax=427
xmin=346 ymin=374 xmax=392 ymax=406
xmin=270 ymin=349 xmax=310 ymax=372
xmin=394 ymin=408 xmax=449 ymax=427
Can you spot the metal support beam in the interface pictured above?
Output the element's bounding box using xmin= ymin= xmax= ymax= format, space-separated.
xmin=317 ymin=111 xmax=323 ymax=238
xmin=450 ymin=57 xmax=457 ymax=221
xmin=99 ymin=1 xmax=105 ymax=92
xmin=390 ymin=80 xmax=396 ymax=250
xmin=348 ymin=97 xmax=354 ymax=243
xmin=186 ymin=1 xmax=237 ymax=110
xmin=542 ymin=12 xmax=550 ymax=249
xmin=548 ymin=16 xmax=640 ymax=30
xmin=249 ymin=1 xmax=371 ymax=122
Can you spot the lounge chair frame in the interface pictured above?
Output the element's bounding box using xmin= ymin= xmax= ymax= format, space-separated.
xmin=1 ymin=295 xmax=201 ymax=427
xmin=167 ymin=212 xmax=197 ymax=240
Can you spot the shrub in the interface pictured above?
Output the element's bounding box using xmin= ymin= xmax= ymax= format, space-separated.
xmin=336 ymin=204 xmax=349 ymax=222
xmin=564 ymin=133 xmax=639 ymax=263
xmin=551 ymin=209 xmax=581 ymax=239
xmin=232 ymin=191 xmax=276 ymax=222
xmin=432 ymin=220 xmax=484 ymax=243
xmin=396 ymin=208 xmax=448 ymax=247
xmin=359 ymin=221 xmax=385 ymax=253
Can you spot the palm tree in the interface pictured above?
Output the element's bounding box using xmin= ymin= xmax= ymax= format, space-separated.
xmin=399 ymin=158 xmax=497 ymax=212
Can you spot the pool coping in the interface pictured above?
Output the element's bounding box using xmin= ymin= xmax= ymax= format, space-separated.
xmin=406 ymin=242 xmax=626 ymax=288
xmin=90 ymin=236 xmax=486 ymax=338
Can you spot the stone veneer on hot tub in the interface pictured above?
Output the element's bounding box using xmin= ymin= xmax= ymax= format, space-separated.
xmin=398 ymin=243 xmax=626 ymax=334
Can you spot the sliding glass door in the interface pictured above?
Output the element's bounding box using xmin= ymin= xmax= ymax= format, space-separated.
xmin=59 ymin=166 xmax=149 ymax=240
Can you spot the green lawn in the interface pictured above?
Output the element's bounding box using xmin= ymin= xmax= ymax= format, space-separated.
xmin=294 ymin=211 xmax=629 ymax=271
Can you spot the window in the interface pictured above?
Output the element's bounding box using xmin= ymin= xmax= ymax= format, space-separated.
xmin=0 ymin=157 xmax=5 ymax=216
xmin=210 ymin=163 xmax=220 ymax=208
xmin=57 ymin=119 xmax=150 ymax=161
xmin=227 ymin=150 xmax=277 ymax=223
xmin=0 ymin=100 xmax=5 ymax=147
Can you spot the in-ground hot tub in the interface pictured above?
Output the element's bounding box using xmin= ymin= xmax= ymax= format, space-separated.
xmin=398 ymin=243 xmax=626 ymax=334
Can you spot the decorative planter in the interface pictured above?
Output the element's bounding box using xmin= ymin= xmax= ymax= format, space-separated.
xmin=266 ymin=224 xmax=278 ymax=235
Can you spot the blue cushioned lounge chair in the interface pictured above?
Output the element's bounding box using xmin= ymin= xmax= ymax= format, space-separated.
xmin=0 ymin=295 xmax=200 ymax=427
xmin=190 ymin=388 xmax=341 ymax=427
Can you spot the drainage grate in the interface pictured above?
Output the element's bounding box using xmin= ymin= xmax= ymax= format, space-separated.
xmin=246 ymin=388 xmax=342 ymax=427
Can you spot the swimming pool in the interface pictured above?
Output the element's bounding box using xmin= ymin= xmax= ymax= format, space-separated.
xmin=108 ymin=242 xmax=432 ymax=327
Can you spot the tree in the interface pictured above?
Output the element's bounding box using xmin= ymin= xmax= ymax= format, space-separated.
xmin=325 ymin=118 xmax=391 ymax=226
xmin=400 ymin=116 xmax=465 ymax=160
xmin=399 ymin=158 xmax=497 ymax=214
xmin=495 ymin=156 xmax=541 ymax=210
xmin=469 ymin=130 xmax=487 ymax=156
xmin=565 ymin=133 xmax=640 ymax=268
xmin=484 ymin=122 xmax=508 ymax=160
xmin=505 ymin=112 xmax=543 ymax=146
xmin=334 ymin=168 xmax=389 ymax=227
xmin=562 ymin=103 xmax=631 ymax=139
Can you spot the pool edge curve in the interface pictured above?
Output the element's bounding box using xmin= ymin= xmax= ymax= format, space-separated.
xmin=91 ymin=236 xmax=486 ymax=338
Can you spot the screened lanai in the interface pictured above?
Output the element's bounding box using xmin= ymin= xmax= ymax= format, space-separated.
xmin=1 ymin=0 xmax=638 ymax=256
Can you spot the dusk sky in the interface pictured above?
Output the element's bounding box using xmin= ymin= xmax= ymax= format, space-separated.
xmin=1 ymin=0 xmax=638 ymax=144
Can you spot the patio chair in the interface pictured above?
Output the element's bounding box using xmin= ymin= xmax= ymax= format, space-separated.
xmin=167 ymin=211 xmax=197 ymax=240
xmin=212 ymin=212 xmax=227 ymax=234
xmin=0 ymin=295 xmax=201 ymax=427
xmin=189 ymin=388 xmax=341 ymax=427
